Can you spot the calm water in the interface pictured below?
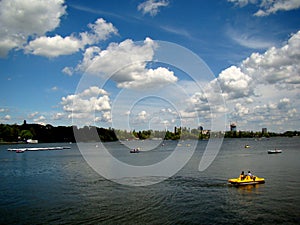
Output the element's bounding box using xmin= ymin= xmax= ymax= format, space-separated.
xmin=1 ymin=137 xmax=299 ymax=224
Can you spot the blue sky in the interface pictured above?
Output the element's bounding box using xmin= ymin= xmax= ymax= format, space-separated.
xmin=0 ymin=0 xmax=300 ymax=132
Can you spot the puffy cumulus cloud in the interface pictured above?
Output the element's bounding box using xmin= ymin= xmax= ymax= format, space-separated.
xmin=0 ymin=0 xmax=66 ymax=57
xmin=129 ymin=110 xmax=149 ymax=126
xmin=188 ymin=30 xmax=300 ymax=131
xmin=214 ymin=31 xmax=300 ymax=102
xmin=95 ymin=111 xmax=111 ymax=123
xmin=80 ymin=18 xmax=118 ymax=45
xmin=160 ymin=108 xmax=178 ymax=116
xmin=0 ymin=108 xmax=8 ymax=113
xmin=78 ymin=38 xmax=156 ymax=75
xmin=77 ymin=38 xmax=178 ymax=90
xmin=277 ymin=98 xmax=290 ymax=109
xmin=137 ymin=0 xmax=169 ymax=16
xmin=228 ymin=0 xmax=300 ymax=16
xmin=118 ymin=67 xmax=177 ymax=89
xmin=213 ymin=66 xmax=253 ymax=99
xmin=52 ymin=112 xmax=65 ymax=120
xmin=227 ymin=95 xmax=298 ymax=130
xmin=186 ymin=92 xmax=210 ymax=113
xmin=25 ymin=35 xmax=82 ymax=57
xmin=241 ymin=30 xmax=300 ymax=88
xmin=33 ymin=115 xmax=46 ymax=124
xmin=255 ymin=0 xmax=300 ymax=16
xmin=138 ymin=110 xmax=148 ymax=120
xmin=62 ymin=67 xmax=74 ymax=76
xmin=170 ymin=29 xmax=300 ymax=131
xmin=4 ymin=115 xmax=11 ymax=120
xmin=232 ymin=103 xmax=250 ymax=118
xmin=61 ymin=86 xmax=111 ymax=123
xmin=25 ymin=18 xmax=118 ymax=58
xmin=184 ymin=90 xmax=228 ymax=126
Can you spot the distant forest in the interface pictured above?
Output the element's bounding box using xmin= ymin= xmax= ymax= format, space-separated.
xmin=0 ymin=121 xmax=299 ymax=143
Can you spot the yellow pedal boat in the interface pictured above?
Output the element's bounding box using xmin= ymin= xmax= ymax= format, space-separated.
xmin=228 ymin=175 xmax=265 ymax=186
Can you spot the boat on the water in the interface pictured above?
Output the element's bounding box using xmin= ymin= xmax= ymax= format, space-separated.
xmin=15 ymin=149 xmax=25 ymax=153
xmin=228 ymin=173 xmax=265 ymax=186
xmin=130 ymin=148 xmax=140 ymax=153
xmin=267 ymin=149 xmax=282 ymax=154
xmin=8 ymin=146 xmax=71 ymax=152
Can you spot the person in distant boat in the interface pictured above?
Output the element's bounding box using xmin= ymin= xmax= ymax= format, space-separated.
xmin=247 ymin=171 xmax=253 ymax=179
xmin=240 ymin=171 xmax=245 ymax=180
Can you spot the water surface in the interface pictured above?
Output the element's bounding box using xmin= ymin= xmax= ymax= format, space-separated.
xmin=0 ymin=138 xmax=299 ymax=224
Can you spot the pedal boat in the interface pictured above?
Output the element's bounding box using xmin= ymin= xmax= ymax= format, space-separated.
xmin=228 ymin=175 xmax=265 ymax=186
xmin=130 ymin=148 xmax=140 ymax=153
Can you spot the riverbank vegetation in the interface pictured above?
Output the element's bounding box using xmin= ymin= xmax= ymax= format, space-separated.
xmin=0 ymin=122 xmax=299 ymax=143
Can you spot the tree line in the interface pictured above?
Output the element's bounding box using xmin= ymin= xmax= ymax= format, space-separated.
xmin=0 ymin=122 xmax=299 ymax=143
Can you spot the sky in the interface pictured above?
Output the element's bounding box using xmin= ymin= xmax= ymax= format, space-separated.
xmin=0 ymin=0 xmax=300 ymax=132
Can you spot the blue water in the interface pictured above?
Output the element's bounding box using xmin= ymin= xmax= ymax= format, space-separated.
xmin=0 ymin=138 xmax=299 ymax=224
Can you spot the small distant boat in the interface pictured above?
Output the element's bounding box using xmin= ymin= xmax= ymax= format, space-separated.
xmin=267 ymin=149 xmax=282 ymax=154
xmin=228 ymin=174 xmax=265 ymax=186
xmin=15 ymin=149 xmax=25 ymax=153
xmin=130 ymin=148 xmax=140 ymax=153
xmin=244 ymin=145 xmax=250 ymax=148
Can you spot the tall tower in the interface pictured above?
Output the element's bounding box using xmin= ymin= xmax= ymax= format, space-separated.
xmin=230 ymin=122 xmax=237 ymax=132
xmin=262 ymin=128 xmax=267 ymax=134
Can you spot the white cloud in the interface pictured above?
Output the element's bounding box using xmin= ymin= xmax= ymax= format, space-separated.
xmin=61 ymin=86 xmax=111 ymax=124
xmin=138 ymin=110 xmax=148 ymax=121
xmin=52 ymin=112 xmax=65 ymax=120
xmin=51 ymin=86 xmax=59 ymax=91
xmin=77 ymin=38 xmax=178 ymax=90
xmin=34 ymin=115 xmax=46 ymax=121
xmin=95 ymin=111 xmax=111 ymax=123
xmin=62 ymin=67 xmax=74 ymax=76
xmin=255 ymin=0 xmax=300 ymax=16
xmin=160 ymin=26 xmax=192 ymax=39
xmin=4 ymin=115 xmax=11 ymax=120
xmin=28 ymin=112 xmax=39 ymax=119
xmin=138 ymin=0 xmax=169 ymax=16
xmin=234 ymin=103 xmax=250 ymax=117
xmin=228 ymin=0 xmax=257 ymax=7
xmin=80 ymin=18 xmax=118 ymax=45
xmin=25 ymin=18 xmax=118 ymax=58
xmin=182 ymin=30 xmax=300 ymax=131
xmin=213 ymin=66 xmax=254 ymax=99
xmin=241 ymin=30 xmax=300 ymax=88
xmin=226 ymin=27 xmax=275 ymax=49
xmin=228 ymin=0 xmax=300 ymax=16
xmin=0 ymin=0 xmax=66 ymax=57
xmin=277 ymin=98 xmax=290 ymax=109
xmin=215 ymin=31 xmax=300 ymax=101
xmin=25 ymin=35 xmax=82 ymax=57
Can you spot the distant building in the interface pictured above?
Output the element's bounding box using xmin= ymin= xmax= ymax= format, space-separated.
xmin=174 ymin=126 xmax=181 ymax=134
xmin=27 ymin=139 xmax=38 ymax=144
xmin=230 ymin=123 xmax=237 ymax=132
xmin=262 ymin=128 xmax=267 ymax=134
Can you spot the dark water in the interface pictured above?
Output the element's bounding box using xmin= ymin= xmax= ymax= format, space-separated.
xmin=1 ymin=138 xmax=299 ymax=224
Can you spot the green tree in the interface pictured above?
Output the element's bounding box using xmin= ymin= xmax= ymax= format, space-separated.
xmin=20 ymin=130 xmax=33 ymax=140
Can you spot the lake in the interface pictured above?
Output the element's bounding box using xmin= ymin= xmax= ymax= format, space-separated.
xmin=1 ymin=137 xmax=299 ymax=224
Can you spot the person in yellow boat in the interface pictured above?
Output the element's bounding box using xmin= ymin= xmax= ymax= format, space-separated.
xmin=239 ymin=171 xmax=245 ymax=180
xmin=247 ymin=171 xmax=253 ymax=178
xmin=247 ymin=171 xmax=257 ymax=181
